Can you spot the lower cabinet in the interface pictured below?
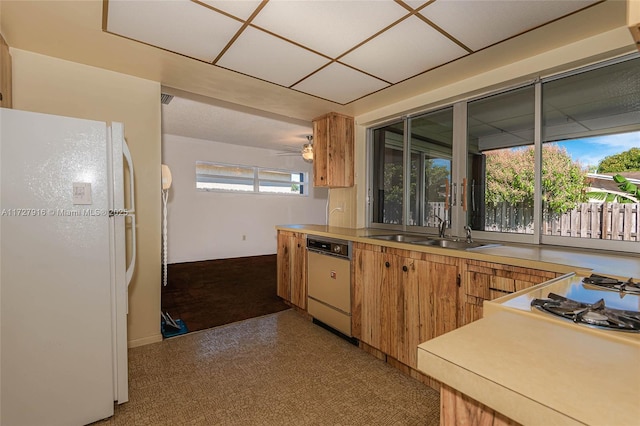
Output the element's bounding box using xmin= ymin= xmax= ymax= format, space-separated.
xmin=354 ymin=243 xmax=459 ymax=369
xmin=440 ymin=384 xmax=521 ymax=426
xmin=278 ymin=233 xmax=562 ymax=379
xmin=460 ymin=259 xmax=560 ymax=326
xmin=276 ymin=230 xmax=306 ymax=309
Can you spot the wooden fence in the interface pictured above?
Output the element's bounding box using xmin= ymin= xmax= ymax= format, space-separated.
xmin=484 ymin=202 xmax=639 ymax=241
xmin=542 ymin=202 xmax=639 ymax=241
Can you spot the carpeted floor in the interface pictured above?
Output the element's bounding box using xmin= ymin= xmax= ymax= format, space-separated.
xmin=161 ymin=255 xmax=290 ymax=334
xmin=95 ymin=309 xmax=440 ymax=425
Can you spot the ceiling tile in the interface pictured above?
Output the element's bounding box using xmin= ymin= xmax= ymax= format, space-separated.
xmin=252 ymin=0 xmax=409 ymax=58
xmin=106 ymin=0 xmax=243 ymax=63
xmin=340 ymin=15 xmax=468 ymax=84
xmin=197 ymin=0 xmax=263 ymax=21
xmin=292 ymin=62 xmax=389 ymax=104
xmin=216 ymin=26 xmax=330 ymax=87
xmin=420 ymin=0 xmax=600 ymax=51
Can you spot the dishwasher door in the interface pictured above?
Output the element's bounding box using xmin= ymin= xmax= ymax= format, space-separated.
xmin=307 ymin=251 xmax=351 ymax=336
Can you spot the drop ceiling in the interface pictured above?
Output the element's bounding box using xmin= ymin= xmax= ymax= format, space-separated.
xmin=105 ymin=0 xmax=602 ymax=106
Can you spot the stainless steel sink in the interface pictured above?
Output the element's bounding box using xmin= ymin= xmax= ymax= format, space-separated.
xmin=411 ymin=239 xmax=496 ymax=250
xmin=368 ymin=234 xmax=433 ymax=243
xmin=368 ymin=234 xmax=498 ymax=250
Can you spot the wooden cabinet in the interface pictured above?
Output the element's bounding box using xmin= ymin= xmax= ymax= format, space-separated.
xmin=441 ymin=384 xmax=520 ymax=426
xmin=312 ymin=112 xmax=354 ymax=187
xmin=460 ymin=260 xmax=559 ymax=326
xmin=354 ymin=243 xmax=459 ymax=369
xmin=354 ymin=244 xmax=390 ymax=353
xmin=629 ymin=0 xmax=640 ymax=50
xmin=0 ymin=34 xmax=12 ymax=108
xmin=276 ymin=230 xmax=307 ymax=309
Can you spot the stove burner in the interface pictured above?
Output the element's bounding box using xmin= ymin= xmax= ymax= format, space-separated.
xmin=582 ymin=274 xmax=640 ymax=295
xmin=531 ymin=293 xmax=640 ymax=332
xmin=579 ymin=311 xmax=609 ymax=326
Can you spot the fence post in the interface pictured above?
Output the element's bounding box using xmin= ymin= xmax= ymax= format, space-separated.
xmin=601 ymin=202 xmax=609 ymax=240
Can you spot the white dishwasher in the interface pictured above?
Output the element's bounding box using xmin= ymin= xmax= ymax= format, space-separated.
xmin=306 ymin=236 xmax=353 ymax=337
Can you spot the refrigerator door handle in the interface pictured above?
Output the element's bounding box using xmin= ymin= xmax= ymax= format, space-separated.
xmin=123 ymin=139 xmax=136 ymax=287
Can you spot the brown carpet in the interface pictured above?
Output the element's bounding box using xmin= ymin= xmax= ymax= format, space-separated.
xmin=161 ymin=255 xmax=290 ymax=334
xmin=95 ymin=310 xmax=440 ymax=425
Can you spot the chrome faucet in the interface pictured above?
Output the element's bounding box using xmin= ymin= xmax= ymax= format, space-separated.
xmin=434 ymin=214 xmax=447 ymax=238
xmin=464 ymin=225 xmax=473 ymax=243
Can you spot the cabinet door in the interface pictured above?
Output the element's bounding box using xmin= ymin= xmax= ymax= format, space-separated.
xmin=0 ymin=34 xmax=12 ymax=108
xmin=629 ymin=0 xmax=640 ymax=49
xmin=392 ymin=256 xmax=421 ymax=368
xmin=355 ymin=247 xmax=391 ymax=352
xmin=312 ymin=112 xmax=354 ymax=187
xmin=290 ymin=233 xmax=307 ymax=309
xmin=423 ymin=260 xmax=459 ymax=340
xmin=276 ymin=231 xmax=291 ymax=301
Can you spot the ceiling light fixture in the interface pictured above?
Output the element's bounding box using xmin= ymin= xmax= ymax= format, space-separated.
xmin=301 ymin=135 xmax=313 ymax=163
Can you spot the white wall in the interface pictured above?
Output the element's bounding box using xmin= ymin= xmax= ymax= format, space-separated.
xmin=163 ymin=134 xmax=328 ymax=263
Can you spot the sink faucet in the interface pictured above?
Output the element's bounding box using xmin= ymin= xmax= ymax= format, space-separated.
xmin=464 ymin=225 xmax=473 ymax=243
xmin=434 ymin=214 xmax=447 ymax=238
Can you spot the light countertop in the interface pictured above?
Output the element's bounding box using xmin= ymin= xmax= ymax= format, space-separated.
xmin=417 ymin=275 xmax=640 ymax=425
xmin=416 ymin=309 xmax=640 ymax=425
xmin=276 ymin=224 xmax=640 ymax=280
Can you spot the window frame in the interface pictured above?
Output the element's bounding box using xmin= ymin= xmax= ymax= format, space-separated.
xmin=365 ymin=53 xmax=640 ymax=253
xmin=196 ymin=161 xmax=309 ymax=196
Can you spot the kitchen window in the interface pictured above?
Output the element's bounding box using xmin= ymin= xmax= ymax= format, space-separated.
xmin=371 ymin=121 xmax=404 ymax=225
xmin=468 ymin=86 xmax=536 ymax=236
xmin=196 ymin=161 xmax=308 ymax=195
xmin=367 ymin=53 xmax=640 ymax=252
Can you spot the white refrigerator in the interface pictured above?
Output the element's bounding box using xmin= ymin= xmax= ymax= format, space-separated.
xmin=0 ymin=108 xmax=135 ymax=425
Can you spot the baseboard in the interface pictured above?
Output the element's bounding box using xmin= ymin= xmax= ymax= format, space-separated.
xmin=168 ymin=253 xmax=277 ymax=266
xmin=128 ymin=333 xmax=163 ymax=348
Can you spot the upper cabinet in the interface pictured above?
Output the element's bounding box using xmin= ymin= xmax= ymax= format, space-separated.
xmin=0 ymin=34 xmax=12 ymax=108
xmin=630 ymin=0 xmax=640 ymax=50
xmin=312 ymin=112 xmax=354 ymax=188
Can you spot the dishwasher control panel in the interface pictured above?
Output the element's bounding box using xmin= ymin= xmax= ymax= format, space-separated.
xmin=307 ymin=237 xmax=351 ymax=259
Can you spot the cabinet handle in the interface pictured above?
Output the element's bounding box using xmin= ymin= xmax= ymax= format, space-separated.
xmin=385 ymin=261 xmax=390 ymax=268
xmin=445 ymin=179 xmax=450 ymax=211
xmin=462 ymin=178 xmax=467 ymax=212
xmin=402 ymin=265 xmax=408 ymax=272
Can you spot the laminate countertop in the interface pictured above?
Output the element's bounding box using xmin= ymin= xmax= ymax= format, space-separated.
xmin=416 ymin=275 xmax=640 ymax=425
xmin=276 ymin=224 xmax=640 ymax=280
xmin=417 ymin=310 xmax=640 ymax=425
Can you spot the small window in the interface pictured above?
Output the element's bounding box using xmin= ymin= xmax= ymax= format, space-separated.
xmin=196 ymin=162 xmax=254 ymax=192
xmin=258 ymin=169 xmax=306 ymax=195
xmin=196 ymin=161 xmax=308 ymax=195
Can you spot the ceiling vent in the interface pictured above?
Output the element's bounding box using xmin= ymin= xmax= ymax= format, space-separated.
xmin=160 ymin=93 xmax=174 ymax=105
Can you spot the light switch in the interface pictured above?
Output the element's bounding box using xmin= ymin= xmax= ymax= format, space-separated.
xmin=73 ymin=182 xmax=92 ymax=205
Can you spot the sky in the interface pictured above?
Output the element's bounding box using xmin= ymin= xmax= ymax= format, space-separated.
xmin=554 ymin=131 xmax=640 ymax=170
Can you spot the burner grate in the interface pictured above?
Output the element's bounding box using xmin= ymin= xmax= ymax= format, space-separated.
xmin=582 ymin=274 xmax=640 ymax=294
xmin=531 ymin=293 xmax=640 ymax=332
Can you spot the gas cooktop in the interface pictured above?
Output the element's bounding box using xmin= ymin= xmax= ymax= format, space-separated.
xmin=531 ymin=293 xmax=640 ymax=332
xmin=491 ymin=273 xmax=640 ymax=344
xmin=581 ymin=273 xmax=640 ymax=295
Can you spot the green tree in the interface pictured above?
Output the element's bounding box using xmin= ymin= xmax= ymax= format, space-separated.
xmin=485 ymin=144 xmax=587 ymax=214
xmin=597 ymin=147 xmax=640 ymax=173
xmin=383 ymin=162 xmax=404 ymax=223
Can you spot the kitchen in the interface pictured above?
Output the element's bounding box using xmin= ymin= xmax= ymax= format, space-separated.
xmin=1 ymin=0 xmax=640 ymax=425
